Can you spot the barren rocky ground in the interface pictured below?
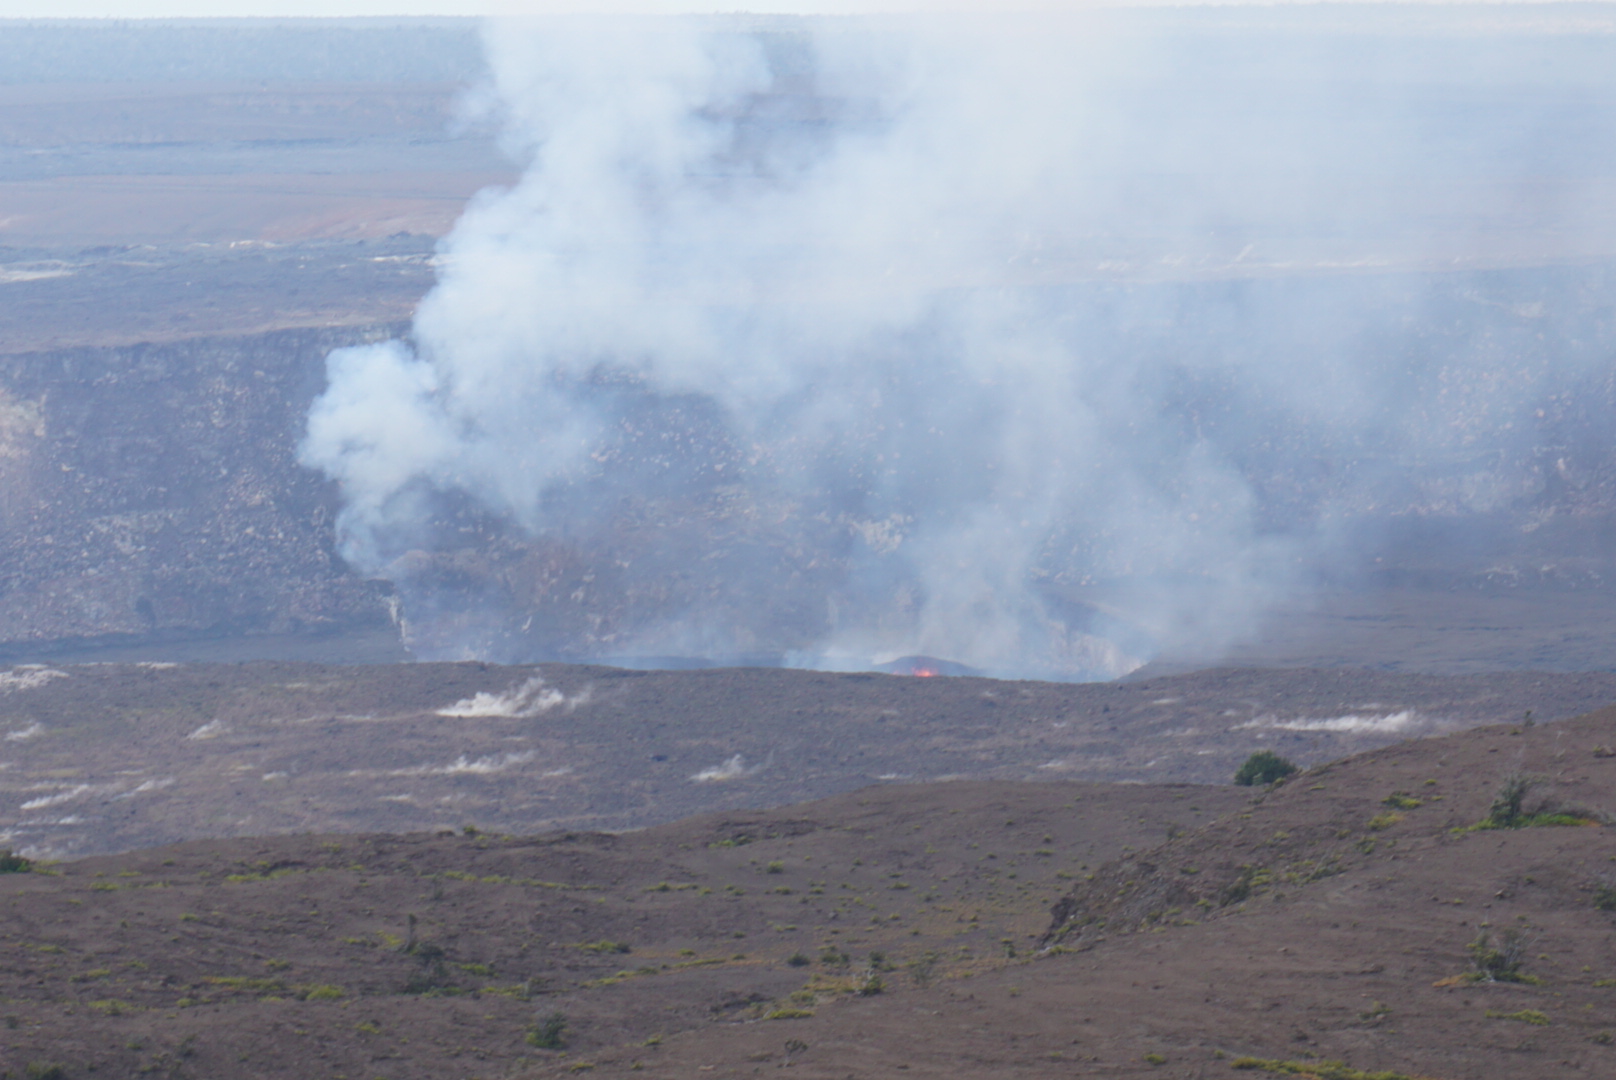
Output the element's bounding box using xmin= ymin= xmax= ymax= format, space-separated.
xmin=5 ymin=660 xmax=1616 ymax=861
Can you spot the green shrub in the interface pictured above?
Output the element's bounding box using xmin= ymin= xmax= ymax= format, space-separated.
xmin=1218 ymin=865 xmax=1272 ymax=906
xmin=1467 ymin=929 xmax=1531 ymax=983
xmin=0 ymin=849 xmax=32 ymax=873
xmin=1595 ymin=883 xmax=1616 ymax=912
xmin=25 ymin=1063 xmax=65 ymax=1080
xmin=1234 ymin=751 xmax=1298 ymax=787
xmin=786 ymin=952 xmax=810 ymax=967
xmin=404 ymin=942 xmax=448 ymax=994
xmin=527 ymin=1012 xmax=568 ymax=1049
xmin=1484 ymin=773 xmax=1535 ymax=828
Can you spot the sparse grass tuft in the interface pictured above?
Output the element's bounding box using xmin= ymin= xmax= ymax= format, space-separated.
xmin=907 ymin=951 xmax=939 ymax=987
xmin=1485 ymin=1009 xmax=1549 ymax=1026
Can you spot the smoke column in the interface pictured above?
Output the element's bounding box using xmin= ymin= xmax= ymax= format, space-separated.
xmin=301 ymin=10 xmax=1616 ymax=678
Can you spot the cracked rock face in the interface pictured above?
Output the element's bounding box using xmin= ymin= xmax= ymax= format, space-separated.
xmin=0 ymin=324 xmax=400 ymax=651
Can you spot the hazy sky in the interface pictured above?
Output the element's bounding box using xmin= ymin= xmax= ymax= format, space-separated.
xmin=0 ymin=0 xmax=1541 ymax=18
xmin=0 ymin=1 xmax=1147 ymax=16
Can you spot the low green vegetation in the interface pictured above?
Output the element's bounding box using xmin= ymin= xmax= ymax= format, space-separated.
xmin=200 ymin=976 xmax=344 ymax=1001
xmin=1484 ymin=1008 xmax=1550 ymax=1026
xmin=1218 ymin=865 xmax=1273 ymax=906
xmin=0 ymin=849 xmax=33 ymax=873
xmin=819 ymin=946 xmax=850 ymax=968
xmin=764 ymin=1008 xmax=814 ymax=1020
xmin=1230 ymin=1059 xmax=1420 ymax=1080
xmin=1473 ymin=772 xmax=1599 ymax=830
xmin=1234 ymin=751 xmax=1298 ymax=787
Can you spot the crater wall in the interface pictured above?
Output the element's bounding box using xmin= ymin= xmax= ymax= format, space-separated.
xmin=0 ymin=323 xmax=401 ymax=654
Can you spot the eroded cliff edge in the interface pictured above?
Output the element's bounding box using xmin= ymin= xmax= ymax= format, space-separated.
xmin=0 ymin=323 xmax=403 ymax=654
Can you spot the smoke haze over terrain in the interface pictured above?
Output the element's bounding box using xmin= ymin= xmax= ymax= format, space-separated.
xmin=301 ymin=9 xmax=1616 ymax=678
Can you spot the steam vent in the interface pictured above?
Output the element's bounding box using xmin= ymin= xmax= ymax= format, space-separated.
xmin=5 ymin=11 xmax=1616 ymax=682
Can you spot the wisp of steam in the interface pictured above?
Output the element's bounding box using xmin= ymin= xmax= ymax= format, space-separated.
xmin=302 ymin=10 xmax=1616 ymax=679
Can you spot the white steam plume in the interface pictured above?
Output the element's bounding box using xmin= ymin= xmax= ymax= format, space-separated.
xmin=301 ymin=11 xmax=1616 ymax=678
xmin=436 ymin=676 xmax=584 ymax=717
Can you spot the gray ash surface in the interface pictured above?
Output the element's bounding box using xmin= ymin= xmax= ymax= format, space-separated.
xmin=2 ymin=659 xmax=1613 ymax=859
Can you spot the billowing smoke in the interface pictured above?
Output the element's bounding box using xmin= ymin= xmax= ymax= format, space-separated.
xmin=301 ymin=10 xmax=1616 ymax=679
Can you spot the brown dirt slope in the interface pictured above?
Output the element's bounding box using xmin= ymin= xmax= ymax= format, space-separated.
xmin=6 ymin=709 xmax=1616 ymax=1077
xmin=0 ymin=779 xmax=1240 ymax=1080
xmin=615 ymin=706 xmax=1616 ymax=1079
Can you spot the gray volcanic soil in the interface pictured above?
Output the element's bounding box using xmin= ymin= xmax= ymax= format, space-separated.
xmin=4 ymin=660 xmax=1616 ymax=859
